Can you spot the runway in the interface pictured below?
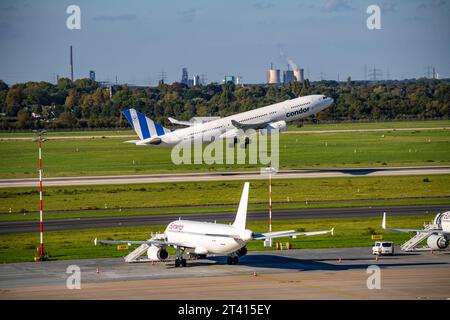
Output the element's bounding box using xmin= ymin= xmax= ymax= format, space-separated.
xmin=1 ymin=166 xmax=449 ymax=188
xmin=0 ymin=247 xmax=448 ymax=299
xmin=286 ymin=126 xmax=450 ymax=134
xmin=0 ymin=204 xmax=447 ymax=234
xmin=1 ymin=126 xmax=448 ymax=140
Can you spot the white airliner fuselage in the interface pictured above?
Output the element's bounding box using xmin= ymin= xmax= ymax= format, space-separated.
xmin=123 ymin=94 xmax=334 ymax=146
xmin=165 ymin=220 xmax=252 ymax=255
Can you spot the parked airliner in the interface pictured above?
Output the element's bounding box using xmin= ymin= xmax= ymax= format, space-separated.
xmin=122 ymin=94 xmax=333 ymax=147
xmin=382 ymin=212 xmax=449 ymax=250
xmin=95 ymin=182 xmax=334 ymax=267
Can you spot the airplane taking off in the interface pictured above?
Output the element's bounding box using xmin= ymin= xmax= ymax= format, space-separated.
xmin=95 ymin=182 xmax=334 ymax=267
xmin=382 ymin=212 xmax=450 ymax=250
xmin=122 ymin=94 xmax=333 ymax=147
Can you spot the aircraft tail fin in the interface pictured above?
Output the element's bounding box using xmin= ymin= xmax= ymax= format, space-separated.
xmin=233 ymin=182 xmax=250 ymax=230
xmin=122 ymin=109 xmax=171 ymax=140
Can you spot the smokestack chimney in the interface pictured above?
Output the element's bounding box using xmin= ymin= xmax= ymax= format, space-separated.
xmin=70 ymin=45 xmax=74 ymax=81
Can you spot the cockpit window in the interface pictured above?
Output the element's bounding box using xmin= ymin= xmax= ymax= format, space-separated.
xmin=323 ymin=96 xmax=328 ymax=100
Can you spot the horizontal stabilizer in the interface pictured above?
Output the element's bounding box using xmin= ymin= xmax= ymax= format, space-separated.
xmin=168 ymin=117 xmax=193 ymax=126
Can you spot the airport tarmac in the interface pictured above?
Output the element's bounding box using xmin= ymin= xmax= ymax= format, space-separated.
xmin=0 ymin=247 xmax=448 ymax=299
xmin=1 ymin=166 xmax=449 ymax=188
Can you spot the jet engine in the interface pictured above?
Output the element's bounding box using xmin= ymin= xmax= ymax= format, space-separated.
xmin=147 ymin=245 xmax=169 ymax=261
xmin=263 ymin=121 xmax=287 ymax=133
xmin=235 ymin=246 xmax=247 ymax=257
xmin=427 ymin=235 xmax=449 ymax=250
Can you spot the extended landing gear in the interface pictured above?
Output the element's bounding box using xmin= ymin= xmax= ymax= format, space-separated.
xmin=175 ymin=258 xmax=187 ymax=268
xmin=241 ymin=137 xmax=251 ymax=149
xmin=174 ymin=247 xmax=187 ymax=268
xmin=228 ymin=137 xmax=251 ymax=149
xmin=226 ymin=255 xmax=239 ymax=265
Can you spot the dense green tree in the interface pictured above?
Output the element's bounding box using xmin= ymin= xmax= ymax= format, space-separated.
xmin=0 ymin=78 xmax=448 ymax=129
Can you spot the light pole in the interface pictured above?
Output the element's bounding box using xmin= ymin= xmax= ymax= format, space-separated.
xmin=33 ymin=130 xmax=47 ymax=261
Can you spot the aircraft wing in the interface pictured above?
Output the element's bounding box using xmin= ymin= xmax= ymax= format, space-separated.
xmin=231 ymin=119 xmax=270 ymax=130
xmin=253 ymin=228 xmax=334 ymax=240
xmin=381 ymin=212 xmax=447 ymax=234
xmin=94 ymin=238 xmax=195 ymax=249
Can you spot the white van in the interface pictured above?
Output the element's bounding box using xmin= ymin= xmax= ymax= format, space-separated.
xmin=372 ymin=241 xmax=394 ymax=255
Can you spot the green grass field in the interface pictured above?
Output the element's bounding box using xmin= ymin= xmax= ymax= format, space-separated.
xmin=0 ymin=214 xmax=435 ymax=263
xmin=0 ymin=129 xmax=449 ymax=179
xmin=287 ymin=120 xmax=450 ymax=131
xmin=1 ymin=175 xmax=449 ymax=214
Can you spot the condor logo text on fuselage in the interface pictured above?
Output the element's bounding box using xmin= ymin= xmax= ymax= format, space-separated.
xmin=286 ymin=107 xmax=310 ymax=118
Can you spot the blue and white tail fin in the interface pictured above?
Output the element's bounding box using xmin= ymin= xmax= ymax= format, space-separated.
xmin=122 ymin=109 xmax=171 ymax=140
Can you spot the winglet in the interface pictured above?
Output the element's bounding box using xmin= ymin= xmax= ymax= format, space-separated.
xmin=382 ymin=212 xmax=387 ymax=229
xmin=94 ymin=238 xmax=97 ymax=246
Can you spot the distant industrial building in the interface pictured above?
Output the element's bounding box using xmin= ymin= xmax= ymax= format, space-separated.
xmin=89 ymin=70 xmax=95 ymax=81
xmin=181 ymin=67 xmax=189 ymax=85
xmin=224 ymin=75 xmax=235 ymax=84
xmin=267 ymin=64 xmax=281 ymax=84
xmin=268 ymin=62 xmax=304 ymax=84
xmin=283 ymin=68 xmax=295 ymax=83
xmin=294 ymin=68 xmax=304 ymax=82
xmin=223 ymin=75 xmax=242 ymax=85
xmin=193 ymin=75 xmax=201 ymax=86
xmin=180 ymin=68 xmax=203 ymax=87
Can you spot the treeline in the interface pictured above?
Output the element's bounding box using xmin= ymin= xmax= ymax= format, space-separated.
xmin=0 ymin=77 xmax=448 ymax=130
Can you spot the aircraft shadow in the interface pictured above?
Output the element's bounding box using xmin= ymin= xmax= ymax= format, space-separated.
xmin=207 ymin=254 xmax=449 ymax=272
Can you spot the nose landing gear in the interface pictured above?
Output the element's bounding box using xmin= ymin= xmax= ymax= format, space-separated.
xmin=226 ymin=255 xmax=239 ymax=265
xmin=175 ymin=258 xmax=187 ymax=267
xmin=174 ymin=247 xmax=187 ymax=267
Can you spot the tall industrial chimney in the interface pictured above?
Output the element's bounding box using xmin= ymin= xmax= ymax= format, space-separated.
xmin=70 ymin=45 xmax=74 ymax=81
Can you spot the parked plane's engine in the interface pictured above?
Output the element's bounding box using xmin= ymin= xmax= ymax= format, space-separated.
xmin=263 ymin=121 xmax=287 ymax=133
xmin=427 ymin=235 xmax=449 ymax=250
xmin=147 ymin=245 xmax=169 ymax=261
xmin=236 ymin=246 xmax=247 ymax=257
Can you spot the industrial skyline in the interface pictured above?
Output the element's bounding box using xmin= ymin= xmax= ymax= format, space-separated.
xmin=0 ymin=0 xmax=449 ymax=85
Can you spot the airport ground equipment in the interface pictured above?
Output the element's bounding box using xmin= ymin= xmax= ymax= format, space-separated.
xmin=400 ymin=223 xmax=439 ymax=251
xmin=124 ymin=233 xmax=166 ymax=263
xmin=372 ymin=241 xmax=394 ymax=255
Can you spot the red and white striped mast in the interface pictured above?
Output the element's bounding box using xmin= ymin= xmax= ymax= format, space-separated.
xmin=33 ymin=130 xmax=47 ymax=261
xmin=268 ymin=167 xmax=273 ymax=247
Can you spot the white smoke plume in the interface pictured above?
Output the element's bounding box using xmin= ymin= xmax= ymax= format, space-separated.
xmin=277 ymin=45 xmax=298 ymax=70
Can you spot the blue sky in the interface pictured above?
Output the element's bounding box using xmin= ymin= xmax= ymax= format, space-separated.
xmin=0 ymin=0 xmax=449 ymax=85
